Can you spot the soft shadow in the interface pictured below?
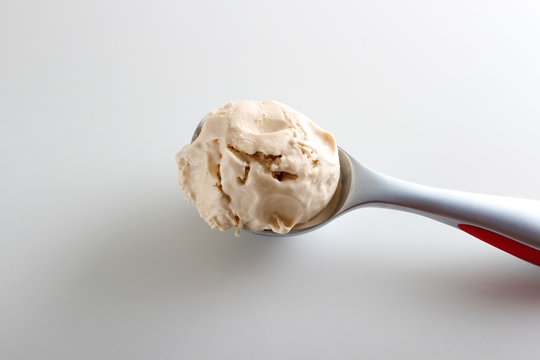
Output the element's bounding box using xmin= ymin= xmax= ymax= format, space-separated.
xmin=64 ymin=193 xmax=291 ymax=303
xmin=451 ymin=267 xmax=540 ymax=305
xmin=404 ymin=260 xmax=540 ymax=307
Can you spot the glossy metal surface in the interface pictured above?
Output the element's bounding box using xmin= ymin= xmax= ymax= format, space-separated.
xmin=191 ymin=117 xmax=206 ymax=143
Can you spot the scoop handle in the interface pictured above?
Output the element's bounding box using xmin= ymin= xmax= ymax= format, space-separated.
xmin=373 ymin=176 xmax=540 ymax=265
xmin=349 ymin=160 xmax=540 ymax=266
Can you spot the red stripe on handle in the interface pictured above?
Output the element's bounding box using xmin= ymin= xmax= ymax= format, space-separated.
xmin=458 ymin=224 xmax=540 ymax=266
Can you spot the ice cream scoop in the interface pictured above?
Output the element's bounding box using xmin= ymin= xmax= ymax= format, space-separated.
xmin=191 ymin=116 xmax=540 ymax=266
xmin=177 ymin=101 xmax=340 ymax=234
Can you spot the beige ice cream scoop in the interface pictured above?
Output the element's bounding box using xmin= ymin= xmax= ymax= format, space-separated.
xmin=175 ymin=100 xmax=340 ymax=235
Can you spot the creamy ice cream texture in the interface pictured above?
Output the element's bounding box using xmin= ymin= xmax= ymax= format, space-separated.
xmin=175 ymin=100 xmax=340 ymax=234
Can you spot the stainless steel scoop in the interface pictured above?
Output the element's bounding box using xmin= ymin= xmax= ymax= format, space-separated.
xmin=192 ymin=117 xmax=540 ymax=266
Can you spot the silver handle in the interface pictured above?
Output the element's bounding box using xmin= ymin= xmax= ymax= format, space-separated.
xmin=345 ymin=158 xmax=540 ymax=265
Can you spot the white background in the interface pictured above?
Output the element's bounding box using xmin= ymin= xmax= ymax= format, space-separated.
xmin=2 ymin=0 xmax=540 ymax=359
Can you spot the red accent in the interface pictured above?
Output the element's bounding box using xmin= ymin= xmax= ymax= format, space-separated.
xmin=458 ymin=224 xmax=540 ymax=266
